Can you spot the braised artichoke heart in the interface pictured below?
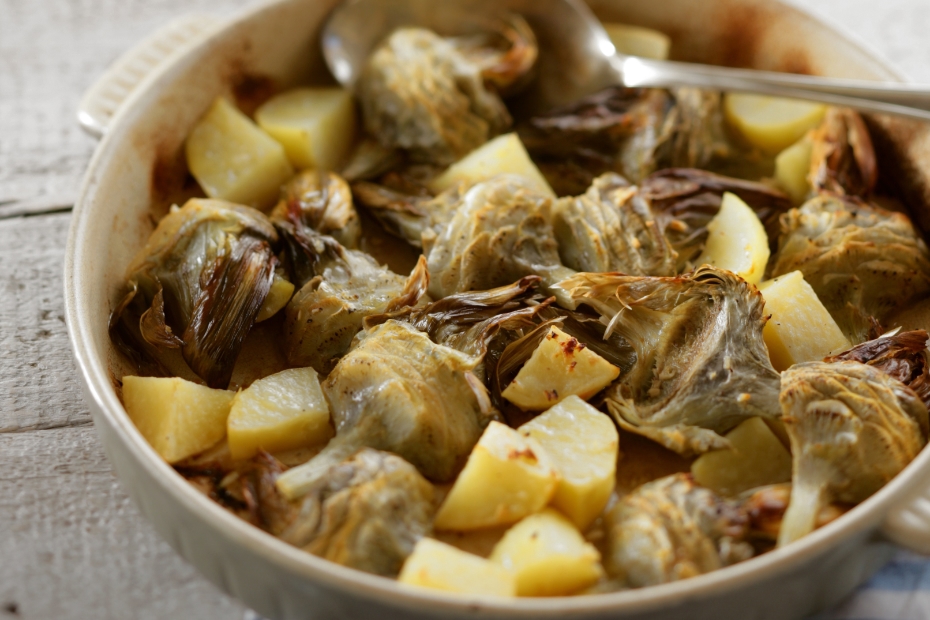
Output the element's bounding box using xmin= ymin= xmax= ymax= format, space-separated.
xmin=771 ymin=194 xmax=930 ymax=343
xmin=809 ymin=108 xmax=877 ymax=198
xmin=275 ymin=320 xmax=493 ymax=500
xmin=426 ymin=175 xmax=575 ymax=302
xmin=605 ymin=473 xmax=753 ymax=587
xmin=282 ymin=237 xmax=426 ymax=373
xmin=553 ymin=172 xmax=677 ymax=276
xmin=778 ymin=361 xmax=928 ymax=546
xmin=271 ymin=170 xmax=361 ymax=258
xmin=560 ymin=266 xmax=781 ymax=455
xmin=357 ymin=28 xmax=516 ymax=166
xmin=110 ymin=199 xmax=277 ymax=388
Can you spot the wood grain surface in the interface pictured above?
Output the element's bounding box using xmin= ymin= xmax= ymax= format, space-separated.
xmin=1 ymin=0 xmax=928 ymax=618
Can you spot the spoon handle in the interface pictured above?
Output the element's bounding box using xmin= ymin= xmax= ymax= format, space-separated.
xmin=615 ymin=55 xmax=930 ymax=122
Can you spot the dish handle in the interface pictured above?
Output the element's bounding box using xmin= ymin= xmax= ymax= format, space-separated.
xmin=77 ymin=14 xmax=220 ymax=139
xmin=882 ymin=483 xmax=930 ymax=554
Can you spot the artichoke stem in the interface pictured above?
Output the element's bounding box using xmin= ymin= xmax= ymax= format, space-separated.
xmin=777 ymin=481 xmax=826 ymax=548
xmin=275 ymin=440 xmax=356 ymax=501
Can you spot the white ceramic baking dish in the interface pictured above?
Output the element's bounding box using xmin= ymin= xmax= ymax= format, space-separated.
xmin=64 ymin=1 xmax=930 ymax=618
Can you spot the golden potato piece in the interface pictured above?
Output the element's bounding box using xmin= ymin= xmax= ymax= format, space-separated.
xmin=429 ymin=133 xmax=555 ymax=197
xmin=603 ymin=23 xmax=671 ymax=60
xmin=502 ymin=326 xmax=620 ymax=411
xmin=122 ymin=375 xmax=234 ymax=464
xmin=255 ymin=272 xmax=295 ymax=322
xmin=255 ymin=87 xmax=358 ymax=171
xmin=695 ymin=192 xmax=770 ymax=285
xmin=185 ymin=97 xmax=294 ymax=209
xmin=724 ymin=93 xmax=826 ymax=155
xmin=227 ymin=367 xmax=333 ymax=461
xmin=519 ymin=396 xmax=618 ymax=530
xmin=691 ymin=417 xmax=792 ymax=496
xmin=399 ymin=538 xmax=516 ymax=596
xmin=758 ymin=270 xmax=850 ymax=371
xmin=774 ymin=136 xmax=813 ymax=205
xmin=433 ymin=421 xmax=558 ymax=531
xmin=490 ymin=508 xmax=604 ymax=596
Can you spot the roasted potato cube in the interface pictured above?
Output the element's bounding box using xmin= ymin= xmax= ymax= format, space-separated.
xmin=433 ymin=421 xmax=558 ymax=531
xmin=603 ymin=23 xmax=671 ymax=60
xmin=502 ymin=326 xmax=620 ymax=411
xmin=774 ymin=136 xmax=813 ymax=204
xmin=429 ymin=132 xmax=555 ymax=197
xmin=490 ymin=508 xmax=604 ymax=596
xmin=758 ymin=270 xmax=850 ymax=371
xmin=255 ymin=272 xmax=295 ymax=322
xmin=227 ymin=367 xmax=333 ymax=460
xmin=724 ymin=93 xmax=826 ymax=155
xmin=185 ymin=97 xmax=294 ymax=209
xmin=519 ymin=396 xmax=618 ymax=530
xmin=399 ymin=538 xmax=516 ymax=596
xmin=123 ymin=375 xmax=234 ymax=464
xmin=255 ymin=87 xmax=358 ymax=171
xmin=691 ymin=417 xmax=792 ymax=496
xmin=695 ymin=192 xmax=770 ymax=285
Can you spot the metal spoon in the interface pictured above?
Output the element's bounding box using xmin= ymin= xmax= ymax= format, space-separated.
xmin=322 ymin=0 xmax=930 ymax=121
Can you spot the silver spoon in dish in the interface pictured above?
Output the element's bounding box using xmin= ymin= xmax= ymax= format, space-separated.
xmin=322 ymin=0 xmax=930 ymax=121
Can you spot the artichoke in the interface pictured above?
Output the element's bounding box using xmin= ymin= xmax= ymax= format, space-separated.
xmin=809 ymin=108 xmax=877 ymax=198
xmin=426 ymin=175 xmax=575 ymax=303
xmin=770 ymin=194 xmax=930 ymax=343
xmin=826 ymin=329 xmax=930 ymax=409
xmin=604 ymin=473 xmax=753 ymax=587
xmin=553 ymin=172 xmax=678 ymax=276
xmin=559 ymin=266 xmax=781 ymax=455
xmin=777 ymin=361 xmax=928 ymax=547
xmin=275 ymin=320 xmax=493 ymax=500
xmin=110 ymin=199 xmax=277 ymax=388
xmin=356 ymin=28 xmax=517 ymax=166
xmin=281 ymin=235 xmax=426 ymax=372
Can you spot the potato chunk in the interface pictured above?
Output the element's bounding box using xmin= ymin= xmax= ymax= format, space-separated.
xmin=502 ymin=326 xmax=620 ymax=411
xmin=774 ymin=136 xmax=813 ymax=205
xmin=185 ymin=97 xmax=294 ymax=209
xmin=255 ymin=87 xmax=357 ymax=171
xmin=255 ymin=272 xmax=295 ymax=322
xmin=691 ymin=417 xmax=792 ymax=496
xmin=122 ymin=375 xmax=234 ymax=464
xmin=490 ymin=509 xmax=604 ymax=596
xmin=429 ymin=133 xmax=555 ymax=197
xmin=603 ymin=23 xmax=671 ymax=60
xmin=724 ymin=93 xmax=826 ymax=155
xmin=433 ymin=421 xmax=558 ymax=531
xmin=227 ymin=367 xmax=333 ymax=460
xmin=399 ymin=538 xmax=516 ymax=596
xmin=758 ymin=271 xmax=850 ymax=371
xmin=519 ymin=396 xmax=618 ymax=529
xmin=695 ymin=192 xmax=769 ymax=285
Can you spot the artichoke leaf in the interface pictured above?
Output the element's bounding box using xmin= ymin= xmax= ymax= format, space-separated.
xmin=809 ymin=108 xmax=877 ymax=198
xmin=777 ymin=361 xmax=928 ymax=546
xmin=560 ymin=265 xmax=781 ymax=456
xmin=770 ymin=194 xmax=930 ymax=343
xmin=110 ymin=199 xmax=278 ymax=388
xmin=270 ymin=170 xmax=361 ymax=251
xmin=604 ymin=473 xmax=753 ymax=587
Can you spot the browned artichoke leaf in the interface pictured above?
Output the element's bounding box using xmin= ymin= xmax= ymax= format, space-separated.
xmin=771 ymin=194 xmax=930 ymax=344
xmin=270 ymin=170 xmax=361 ymax=253
xmin=448 ymin=12 xmax=537 ymax=94
xmin=554 ymin=172 xmax=677 ymax=276
xmin=559 ymin=266 xmax=781 ymax=455
xmin=282 ymin=449 xmax=435 ymax=576
xmin=110 ymin=199 xmax=278 ymax=388
xmin=809 ymin=108 xmax=877 ymax=198
xmin=275 ymin=321 xmax=493 ymax=499
xmin=281 ymin=232 xmax=412 ymax=372
xmin=825 ymin=329 xmax=930 ymax=414
xmin=777 ymin=361 xmax=928 ymax=546
xmin=426 ymin=175 xmax=575 ymax=304
xmin=604 ymin=473 xmax=752 ymax=587
xmin=357 ymin=28 xmax=512 ymax=166
xmin=641 ymin=168 xmax=792 ymax=271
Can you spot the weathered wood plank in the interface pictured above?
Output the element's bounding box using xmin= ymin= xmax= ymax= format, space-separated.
xmin=0 ymin=426 xmax=246 ymax=620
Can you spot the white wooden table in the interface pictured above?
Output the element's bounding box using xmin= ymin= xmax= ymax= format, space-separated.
xmin=2 ymin=0 xmax=929 ymax=618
